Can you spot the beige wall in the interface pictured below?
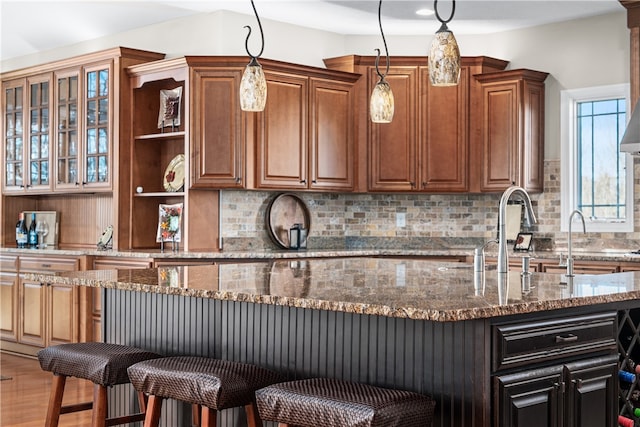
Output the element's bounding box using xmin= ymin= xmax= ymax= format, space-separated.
xmin=1 ymin=10 xmax=629 ymax=160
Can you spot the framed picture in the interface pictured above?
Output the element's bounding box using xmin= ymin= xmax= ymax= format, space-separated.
xmin=157 ymin=87 xmax=182 ymax=129
xmin=156 ymin=203 xmax=183 ymax=243
xmin=513 ymin=232 xmax=533 ymax=252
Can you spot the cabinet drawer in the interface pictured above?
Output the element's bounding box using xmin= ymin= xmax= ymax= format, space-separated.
xmin=19 ymin=256 xmax=80 ymax=273
xmin=0 ymin=255 xmax=18 ymax=272
xmin=493 ymin=312 xmax=617 ymax=372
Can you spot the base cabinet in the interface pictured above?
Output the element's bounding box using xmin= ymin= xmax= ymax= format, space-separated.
xmin=495 ymin=355 xmax=618 ymax=427
xmin=0 ymin=254 xmax=81 ymax=356
xmin=0 ymin=255 xmax=18 ymax=341
xmin=495 ymin=366 xmax=563 ymax=427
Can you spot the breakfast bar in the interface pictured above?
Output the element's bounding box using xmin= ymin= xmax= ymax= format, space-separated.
xmin=29 ymin=257 xmax=640 ymax=427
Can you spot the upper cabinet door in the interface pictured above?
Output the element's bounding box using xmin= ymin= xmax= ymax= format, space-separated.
xmin=190 ymin=67 xmax=245 ymax=189
xmin=420 ymin=66 xmax=469 ymax=192
xmin=255 ymin=71 xmax=308 ymax=190
xmin=53 ymin=68 xmax=81 ymax=190
xmin=368 ymin=66 xmax=419 ymax=192
xmin=2 ymin=79 xmax=26 ymax=193
xmin=82 ymin=61 xmax=113 ymax=190
xmin=308 ymin=77 xmax=354 ymax=191
xmin=27 ymin=74 xmax=53 ymax=192
xmin=476 ymin=70 xmax=547 ymax=193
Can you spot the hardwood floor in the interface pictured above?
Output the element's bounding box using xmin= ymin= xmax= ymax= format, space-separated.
xmin=1 ymin=352 xmax=94 ymax=426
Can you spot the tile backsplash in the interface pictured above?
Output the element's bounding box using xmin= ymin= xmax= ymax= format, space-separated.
xmin=220 ymin=160 xmax=640 ymax=253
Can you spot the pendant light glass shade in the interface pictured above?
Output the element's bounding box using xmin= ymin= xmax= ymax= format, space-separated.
xmin=240 ymin=0 xmax=267 ymax=112
xmin=240 ymin=58 xmax=267 ymax=112
xmin=370 ymin=78 xmax=394 ymax=123
xmin=428 ymin=0 xmax=460 ymax=87
xmin=370 ymin=0 xmax=394 ymax=123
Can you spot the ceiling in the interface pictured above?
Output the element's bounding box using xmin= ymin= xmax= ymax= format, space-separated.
xmin=0 ymin=0 xmax=625 ymax=63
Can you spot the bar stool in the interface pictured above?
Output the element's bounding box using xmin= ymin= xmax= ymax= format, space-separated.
xmin=37 ymin=342 xmax=162 ymax=427
xmin=255 ymin=378 xmax=436 ymax=427
xmin=127 ymin=356 xmax=286 ymax=427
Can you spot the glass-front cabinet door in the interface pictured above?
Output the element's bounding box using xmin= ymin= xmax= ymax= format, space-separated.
xmin=83 ymin=62 xmax=112 ymax=190
xmin=27 ymin=75 xmax=52 ymax=191
xmin=3 ymin=79 xmax=25 ymax=192
xmin=54 ymin=69 xmax=80 ymax=189
xmin=2 ymin=75 xmax=52 ymax=193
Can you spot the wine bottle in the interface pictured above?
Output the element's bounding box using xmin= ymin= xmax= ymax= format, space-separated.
xmin=15 ymin=213 xmax=27 ymax=248
xmin=28 ymin=213 xmax=38 ymax=249
xmin=619 ymin=415 xmax=634 ymax=427
xmin=619 ymin=370 xmax=636 ymax=384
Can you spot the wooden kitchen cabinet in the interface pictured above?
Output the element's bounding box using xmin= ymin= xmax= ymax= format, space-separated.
xmin=540 ymin=261 xmax=619 ymax=275
xmin=495 ymin=355 xmax=618 ymax=427
xmin=2 ymin=73 xmax=53 ymax=194
xmin=0 ymin=254 xmax=18 ymax=342
xmin=323 ymin=55 xmax=511 ymax=193
xmin=0 ymin=254 xmax=81 ymax=356
xmin=190 ymin=65 xmax=246 ymax=189
xmin=1 ymin=47 xmax=165 ymax=249
xmin=493 ymin=312 xmax=618 ymax=427
xmin=255 ymin=65 xmax=357 ymax=191
xmin=475 ymin=69 xmax=548 ymax=193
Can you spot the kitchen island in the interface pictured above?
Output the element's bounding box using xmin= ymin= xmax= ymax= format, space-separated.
xmin=29 ymin=257 xmax=640 ymax=427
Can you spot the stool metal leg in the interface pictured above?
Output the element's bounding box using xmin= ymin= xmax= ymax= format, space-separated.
xmin=44 ymin=374 xmax=66 ymax=427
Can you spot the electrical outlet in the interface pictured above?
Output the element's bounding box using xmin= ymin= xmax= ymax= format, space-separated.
xmin=396 ymin=212 xmax=406 ymax=227
xmin=396 ymin=263 xmax=406 ymax=287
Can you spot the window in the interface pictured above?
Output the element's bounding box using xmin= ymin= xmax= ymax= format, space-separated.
xmin=561 ymin=84 xmax=633 ymax=232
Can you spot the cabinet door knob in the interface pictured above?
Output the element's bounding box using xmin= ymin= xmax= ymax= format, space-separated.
xmin=300 ymin=179 xmax=307 ymax=184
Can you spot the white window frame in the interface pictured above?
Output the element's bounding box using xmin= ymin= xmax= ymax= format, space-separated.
xmin=560 ymin=84 xmax=633 ymax=233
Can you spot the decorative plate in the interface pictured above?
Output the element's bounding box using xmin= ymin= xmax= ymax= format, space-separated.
xmin=266 ymin=193 xmax=311 ymax=249
xmin=163 ymin=154 xmax=185 ymax=192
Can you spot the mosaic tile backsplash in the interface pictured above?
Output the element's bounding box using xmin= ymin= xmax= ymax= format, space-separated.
xmin=220 ymin=160 xmax=640 ymax=252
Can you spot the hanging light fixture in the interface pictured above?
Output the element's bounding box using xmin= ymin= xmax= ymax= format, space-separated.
xmin=370 ymin=0 xmax=394 ymax=123
xmin=240 ymin=0 xmax=267 ymax=112
xmin=428 ymin=0 xmax=460 ymax=86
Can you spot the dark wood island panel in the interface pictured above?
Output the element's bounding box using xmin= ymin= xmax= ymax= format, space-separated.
xmin=104 ymin=288 xmax=491 ymax=427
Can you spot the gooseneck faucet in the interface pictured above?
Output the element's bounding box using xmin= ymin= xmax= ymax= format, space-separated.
xmin=497 ymin=186 xmax=538 ymax=275
xmin=566 ymin=209 xmax=586 ymax=277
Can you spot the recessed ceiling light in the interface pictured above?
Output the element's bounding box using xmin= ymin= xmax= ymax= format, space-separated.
xmin=416 ymin=8 xmax=434 ymax=17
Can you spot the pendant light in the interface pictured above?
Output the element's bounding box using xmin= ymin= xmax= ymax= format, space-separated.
xmin=370 ymin=0 xmax=394 ymax=123
xmin=240 ymin=0 xmax=267 ymax=112
xmin=428 ymin=0 xmax=460 ymax=86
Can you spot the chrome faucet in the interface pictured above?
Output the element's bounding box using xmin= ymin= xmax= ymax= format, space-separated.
xmin=497 ymin=186 xmax=538 ymax=275
xmin=566 ymin=209 xmax=586 ymax=277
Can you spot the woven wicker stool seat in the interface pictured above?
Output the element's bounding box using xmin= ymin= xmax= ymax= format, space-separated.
xmin=255 ymin=378 xmax=436 ymax=427
xmin=37 ymin=342 xmax=161 ymax=427
xmin=127 ymin=356 xmax=285 ymax=427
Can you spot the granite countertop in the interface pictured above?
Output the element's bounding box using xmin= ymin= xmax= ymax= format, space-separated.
xmin=4 ymin=246 xmax=640 ymax=263
xmin=27 ymin=257 xmax=640 ymax=322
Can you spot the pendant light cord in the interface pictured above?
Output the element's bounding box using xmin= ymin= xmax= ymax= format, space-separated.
xmin=434 ymin=0 xmax=456 ymax=25
xmin=244 ymin=0 xmax=265 ymax=60
xmin=374 ymin=0 xmax=390 ymax=80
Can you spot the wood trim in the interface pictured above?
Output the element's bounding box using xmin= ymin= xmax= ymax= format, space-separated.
xmin=621 ymin=1 xmax=640 ymax=108
xmin=0 ymin=47 xmax=164 ymax=80
xmin=621 ymin=1 xmax=640 ymax=28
